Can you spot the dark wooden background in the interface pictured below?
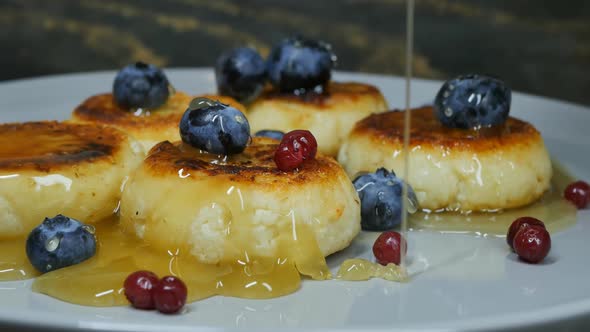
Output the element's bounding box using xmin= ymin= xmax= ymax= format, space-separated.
xmin=1 ymin=0 xmax=589 ymax=106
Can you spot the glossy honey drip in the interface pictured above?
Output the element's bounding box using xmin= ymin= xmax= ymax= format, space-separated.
xmin=340 ymin=0 xmax=416 ymax=282
xmin=4 ymin=215 xmax=327 ymax=306
xmin=336 ymin=259 xmax=405 ymax=281
xmin=0 ymin=237 xmax=39 ymax=280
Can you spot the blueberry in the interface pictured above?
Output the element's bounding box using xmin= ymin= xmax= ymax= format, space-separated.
xmin=215 ymin=47 xmax=267 ymax=103
xmin=254 ymin=129 xmax=284 ymax=141
xmin=113 ymin=62 xmax=170 ymax=109
xmin=267 ymin=36 xmax=336 ymax=93
xmin=26 ymin=215 xmax=96 ymax=273
xmin=353 ymin=168 xmax=419 ymax=231
xmin=434 ymin=74 xmax=511 ymax=129
xmin=179 ymin=98 xmax=251 ymax=155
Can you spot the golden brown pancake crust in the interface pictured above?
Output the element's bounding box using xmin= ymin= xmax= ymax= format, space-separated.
xmin=256 ymin=81 xmax=382 ymax=109
xmin=72 ymin=92 xmax=190 ymax=128
xmin=72 ymin=92 xmax=245 ymax=130
xmin=352 ymin=106 xmax=541 ymax=151
xmin=0 ymin=121 xmax=125 ymax=172
xmin=143 ymin=138 xmax=343 ymax=186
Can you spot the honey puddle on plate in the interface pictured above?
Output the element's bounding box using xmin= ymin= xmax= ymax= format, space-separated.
xmin=334 ymin=162 xmax=577 ymax=282
xmin=0 ymin=216 xmax=330 ymax=306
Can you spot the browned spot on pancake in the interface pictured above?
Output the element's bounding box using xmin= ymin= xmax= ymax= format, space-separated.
xmin=352 ymin=106 xmax=541 ymax=151
xmin=256 ymin=81 xmax=382 ymax=109
xmin=72 ymin=92 xmax=245 ymax=131
xmin=0 ymin=121 xmax=125 ymax=172
xmin=143 ymin=137 xmax=342 ymax=185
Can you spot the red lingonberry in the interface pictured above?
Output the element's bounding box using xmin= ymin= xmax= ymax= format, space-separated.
xmin=124 ymin=270 xmax=159 ymax=310
xmin=506 ymin=217 xmax=545 ymax=250
xmin=564 ymin=180 xmax=590 ymax=209
xmin=153 ymin=276 xmax=188 ymax=314
xmin=513 ymin=225 xmax=551 ymax=264
xmin=372 ymin=231 xmax=408 ymax=266
xmin=274 ymin=130 xmax=318 ymax=171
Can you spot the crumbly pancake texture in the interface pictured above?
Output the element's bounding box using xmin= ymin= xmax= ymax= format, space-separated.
xmin=0 ymin=121 xmax=143 ymax=238
xmin=338 ymin=107 xmax=552 ymax=212
xmin=119 ymin=137 xmax=361 ymax=263
xmin=71 ymin=92 xmax=246 ymax=151
xmin=247 ymin=82 xmax=388 ymax=156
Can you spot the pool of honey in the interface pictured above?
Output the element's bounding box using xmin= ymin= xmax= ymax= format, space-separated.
xmin=0 ymin=215 xmax=330 ymax=306
xmin=336 ymin=258 xmax=407 ymax=282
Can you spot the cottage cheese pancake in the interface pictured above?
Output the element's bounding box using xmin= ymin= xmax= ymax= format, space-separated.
xmin=71 ymin=92 xmax=246 ymax=151
xmin=0 ymin=121 xmax=143 ymax=238
xmin=247 ymin=82 xmax=388 ymax=156
xmin=119 ymin=137 xmax=360 ymax=264
xmin=338 ymin=107 xmax=552 ymax=212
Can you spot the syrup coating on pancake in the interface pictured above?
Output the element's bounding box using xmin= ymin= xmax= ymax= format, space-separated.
xmin=257 ymin=81 xmax=383 ymax=109
xmin=353 ymin=106 xmax=540 ymax=151
xmin=119 ymin=135 xmax=360 ymax=268
xmin=0 ymin=121 xmax=143 ymax=238
xmin=72 ymin=92 xmax=245 ymax=129
xmin=72 ymin=92 xmax=191 ymax=128
xmin=0 ymin=121 xmax=125 ymax=172
xmin=339 ymin=106 xmax=552 ymax=211
xmin=144 ymin=137 xmax=344 ymax=186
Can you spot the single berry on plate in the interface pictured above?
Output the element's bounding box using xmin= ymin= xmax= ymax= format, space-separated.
xmin=215 ymin=47 xmax=267 ymax=103
xmin=434 ymin=74 xmax=511 ymax=129
xmin=124 ymin=270 xmax=160 ymax=310
xmin=564 ymin=180 xmax=590 ymax=209
xmin=267 ymin=36 xmax=336 ymax=93
xmin=373 ymin=231 xmax=407 ymax=266
xmin=113 ymin=62 xmax=170 ymax=109
xmin=513 ymin=225 xmax=551 ymax=263
xmin=274 ymin=129 xmax=317 ymax=171
xmin=153 ymin=276 xmax=188 ymax=314
xmin=254 ymin=129 xmax=285 ymax=141
xmin=353 ymin=168 xmax=419 ymax=231
xmin=506 ymin=217 xmax=545 ymax=250
xmin=25 ymin=214 xmax=96 ymax=273
xmin=179 ymin=98 xmax=251 ymax=155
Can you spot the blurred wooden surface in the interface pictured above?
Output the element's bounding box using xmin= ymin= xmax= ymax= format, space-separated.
xmin=0 ymin=0 xmax=588 ymax=105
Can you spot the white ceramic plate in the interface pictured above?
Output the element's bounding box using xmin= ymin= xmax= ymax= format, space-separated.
xmin=0 ymin=69 xmax=589 ymax=332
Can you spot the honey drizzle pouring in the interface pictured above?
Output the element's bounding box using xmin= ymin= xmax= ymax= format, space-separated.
xmin=334 ymin=0 xmax=415 ymax=282
xmin=399 ymin=0 xmax=415 ymax=277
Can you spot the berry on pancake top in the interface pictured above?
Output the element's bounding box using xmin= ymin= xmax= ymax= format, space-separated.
xmin=434 ymin=74 xmax=511 ymax=129
xmin=214 ymin=36 xmax=337 ymax=99
xmin=113 ymin=62 xmax=171 ymax=109
xmin=179 ymin=97 xmax=251 ymax=155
